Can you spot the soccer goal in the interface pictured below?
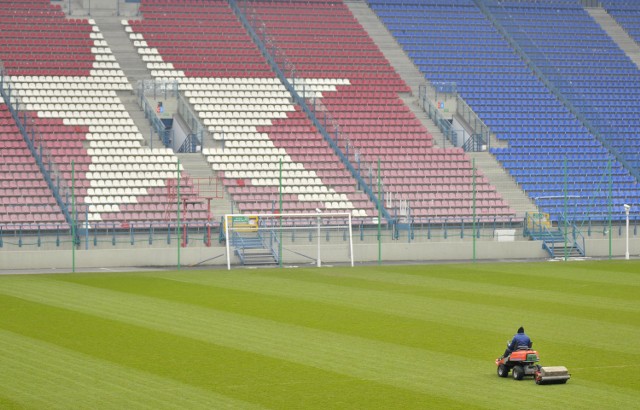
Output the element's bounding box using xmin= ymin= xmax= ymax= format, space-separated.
xmin=223 ymin=212 xmax=354 ymax=269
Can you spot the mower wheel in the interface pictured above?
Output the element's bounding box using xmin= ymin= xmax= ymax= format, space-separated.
xmin=497 ymin=364 xmax=509 ymax=378
xmin=512 ymin=365 xmax=525 ymax=381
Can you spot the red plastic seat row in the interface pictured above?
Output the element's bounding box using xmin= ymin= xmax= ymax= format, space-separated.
xmin=0 ymin=21 xmax=91 ymax=30
xmin=147 ymin=43 xmax=257 ymax=53
xmin=0 ymin=39 xmax=92 ymax=47
xmin=0 ymin=31 xmax=92 ymax=41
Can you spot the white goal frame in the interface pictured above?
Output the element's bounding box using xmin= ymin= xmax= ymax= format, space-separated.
xmin=224 ymin=212 xmax=354 ymax=270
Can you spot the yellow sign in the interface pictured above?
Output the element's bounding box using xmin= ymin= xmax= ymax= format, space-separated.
xmin=225 ymin=215 xmax=259 ymax=232
xmin=527 ymin=212 xmax=551 ymax=230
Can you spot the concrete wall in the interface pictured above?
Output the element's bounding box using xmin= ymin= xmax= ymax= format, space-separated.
xmin=2 ymin=232 xmax=638 ymax=271
xmin=0 ymin=239 xmax=549 ymax=271
xmin=586 ymin=237 xmax=640 ymax=258
xmin=451 ymin=116 xmax=470 ymax=148
xmin=0 ymin=223 xmax=640 ymax=271
xmin=56 ymin=0 xmax=141 ymax=17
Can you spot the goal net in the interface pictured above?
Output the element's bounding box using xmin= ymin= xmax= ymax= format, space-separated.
xmin=223 ymin=212 xmax=354 ymax=269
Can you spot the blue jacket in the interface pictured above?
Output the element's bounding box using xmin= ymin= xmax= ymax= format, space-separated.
xmin=508 ymin=332 xmax=532 ymax=351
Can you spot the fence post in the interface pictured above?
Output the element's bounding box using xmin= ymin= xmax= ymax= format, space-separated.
xmin=182 ymin=224 xmax=188 ymax=247
xmin=84 ymin=207 xmax=89 ymax=250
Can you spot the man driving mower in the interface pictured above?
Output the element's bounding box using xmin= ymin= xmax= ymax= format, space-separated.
xmin=501 ymin=326 xmax=532 ymax=359
xmin=496 ymin=326 xmax=570 ymax=383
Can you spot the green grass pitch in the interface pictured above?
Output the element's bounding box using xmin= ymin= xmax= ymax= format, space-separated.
xmin=0 ymin=260 xmax=639 ymax=409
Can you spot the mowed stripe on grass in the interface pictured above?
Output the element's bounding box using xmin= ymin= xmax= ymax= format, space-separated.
xmin=0 ymin=329 xmax=263 ymax=410
xmin=0 ymin=260 xmax=639 ymax=409
xmin=0 ymin=279 xmax=469 ymax=409
xmin=144 ymin=266 xmax=640 ymax=353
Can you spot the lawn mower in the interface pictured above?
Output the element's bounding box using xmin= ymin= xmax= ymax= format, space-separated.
xmin=496 ymin=346 xmax=570 ymax=384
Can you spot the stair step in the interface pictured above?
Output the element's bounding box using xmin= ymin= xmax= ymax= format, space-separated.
xmin=587 ymin=7 xmax=640 ymax=70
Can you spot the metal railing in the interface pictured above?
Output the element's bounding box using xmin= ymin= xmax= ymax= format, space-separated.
xmin=573 ymin=223 xmax=586 ymax=256
xmin=136 ymin=82 xmax=172 ymax=148
xmin=177 ymin=92 xmax=206 ymax=149
xmin=5 ymin=213 xmax=640 ymax=252
xmin=137 ymin=79 xmax=179 ymax=100
xmin=418 ymin=84 xmax=458 ymax=147
xmin=462 ymin=134 xmax=488 ymax=152
xmin=62 ymin=0 xmax=141 ymax=17
xmin=138 ymin=79 xmax=207 ymax=153
xmin=0 ymin=71 xmax=73 ymax=225
xmin=418 ymin=80 xmax=492 ymax=152
xmin=178 ymin=133 xmax=201 ymax=153
xmin=456 ymin=95 xmax=491 ymax=151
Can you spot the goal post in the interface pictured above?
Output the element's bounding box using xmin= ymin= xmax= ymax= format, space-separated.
xmin=223 ymin=212 xmax=354 ymax=270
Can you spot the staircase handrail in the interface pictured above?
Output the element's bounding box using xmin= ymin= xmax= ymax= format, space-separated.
xmin=559 ymin=212 xmax=586 ymax=257
xmin=230 ymin=231 xmax=253 ymax=262
xmin=573 ymin=222 xmax=586 ymax=256
xmin=137 ymin=84 xmax=171 ymax=147
xmin=419 ymin=92 xmax=458 ymax=146
xmin=525 ymin=212 xmax=564 ymax=258
xmin=524 ymin=212 xmax=554 ymax=238
xmin=417 ymin=83 xmax=490 ymax=151
xmin=268 ymin=229 xmax=280 ymax=264
xmin=418 ymin=83 xmax=458 ymax=147
xmin=456 ymin=95 xmax=491 ymax=151
xmin=461 ymin=133 xmax=487 ymax=153
xmin=177 ymin=132 xmax=201 ymax=153
xmin=137 ymin=78 xmax=179 ymax=100
xmin=176 ymin=91 xmax=207 ymax=148
xmin=0 ymin=71 xmax=72 ymax=225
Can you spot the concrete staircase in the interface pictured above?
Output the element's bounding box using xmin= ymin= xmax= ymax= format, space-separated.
xmin=399 ymin=94 xmax=454 ymax=150
xmin=231 ymin=233 xmax=278 ymax=266
xmin=176 ymin=153 xmax=232 ymax=222
xmin=345 ymin=0 xmax=453 ymax=149
xmin=587 ymin=7 xmax=640 ymax=70
xmin=90 ymin=13 xmax=234 ymax=219
xmin=117 ymin=91 xmax=165 ymax=149
xmin=467 ymin=151 xmax=538 ymax=220
xmin=89 ymin=15 xmax=160 ymax=149
xmin=91 ymin=16 xmax=148 ymax=84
